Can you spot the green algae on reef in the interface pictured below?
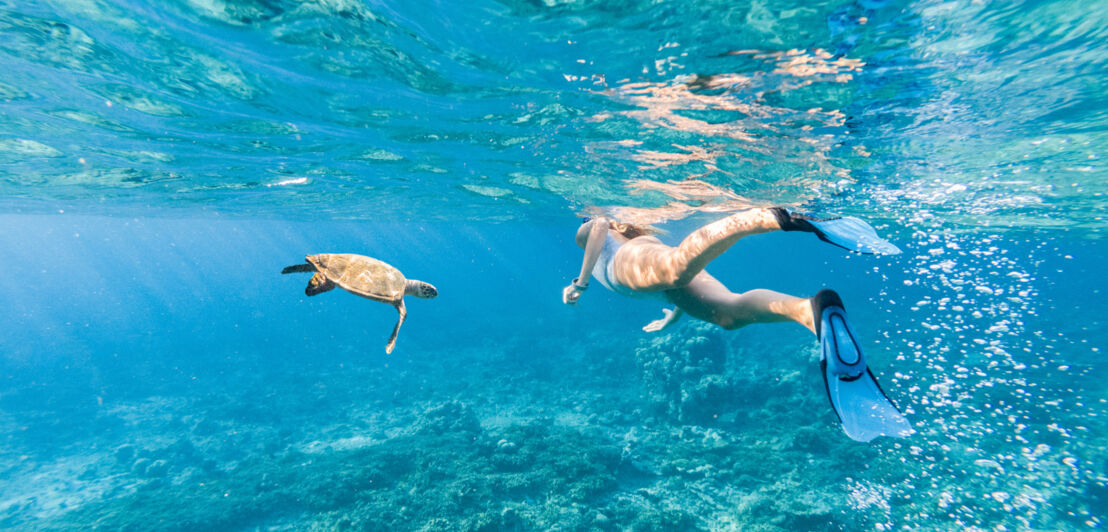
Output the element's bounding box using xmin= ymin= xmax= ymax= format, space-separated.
xmin=21 ymin=325 xmax=842 ymax=531
xmin=43 ymin=405 xmax=634 ymax=531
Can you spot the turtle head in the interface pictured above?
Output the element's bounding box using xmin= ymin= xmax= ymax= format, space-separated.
xmin=406 ymin=280 xmax=438 ymax=299
xmin=306 ymin=254 xmax=331 ymax=270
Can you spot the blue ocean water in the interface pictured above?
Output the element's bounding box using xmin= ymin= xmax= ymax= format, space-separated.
xmin=1 ymin=0 xmax=1106 ymax=529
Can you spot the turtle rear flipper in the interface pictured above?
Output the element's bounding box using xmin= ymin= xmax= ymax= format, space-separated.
xmin=282 ymin=263 xmax=315 ymax=274
xmin=306 ymin=273 xmax=336 ymax=297
xmin=385 ymin=300 xmax=407 ymax=354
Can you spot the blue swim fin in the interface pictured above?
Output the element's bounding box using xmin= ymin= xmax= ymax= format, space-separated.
xmin=771 ymin=208 xmax=901 ymax=255
xmin=813 ymin=290 xmax=913 ymax=442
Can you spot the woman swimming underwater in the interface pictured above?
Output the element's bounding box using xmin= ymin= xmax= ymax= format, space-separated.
xmin=562 ymin=207 xmax=914 ymax=442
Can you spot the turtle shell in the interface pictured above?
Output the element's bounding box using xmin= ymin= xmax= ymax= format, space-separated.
xmin=307 ymin=253 xmax=407 ymax=304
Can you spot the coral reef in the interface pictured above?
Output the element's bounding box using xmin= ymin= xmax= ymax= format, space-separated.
xmin=635 ymin=321 xmax=730 ymax=424
xmin=1 ymin=325 xmax=1103 ymax=531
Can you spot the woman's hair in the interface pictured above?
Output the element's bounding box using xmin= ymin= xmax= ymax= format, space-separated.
xmin=608 ymin=220 xmax=654 ymax=240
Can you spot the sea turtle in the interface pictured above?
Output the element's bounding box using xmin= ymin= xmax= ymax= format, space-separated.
xmin=281 ymin=253 xmax=438 ymax=354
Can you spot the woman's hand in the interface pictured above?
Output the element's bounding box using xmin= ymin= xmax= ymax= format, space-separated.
xmin=643 ymin=307 xmax=682 ymax=332
xmin=562 ymin=279 xmax=587 ymax=305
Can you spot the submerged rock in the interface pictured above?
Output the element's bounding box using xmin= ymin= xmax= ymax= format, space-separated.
xmin=129 ymin=458 xmax=151 ymax=476
xmin=143 ymin=459 xmax=170 ymax=478
xmin=495 ymin=439 xmax=517 ymax=453
xmin=114 ymin=444 xmax=135 ymax=464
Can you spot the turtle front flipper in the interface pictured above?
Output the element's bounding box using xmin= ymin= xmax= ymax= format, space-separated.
xmin=385 ymin=300 xmax=407 ymax=354
xmin=282 ymin=263 xmax=315 ymax=274
xmin=306 ymin=273 xmax=336 ymax=297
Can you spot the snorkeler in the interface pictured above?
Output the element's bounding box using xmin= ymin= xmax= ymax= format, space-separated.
xmin=562 ymin=207 xmax=913 ymax=442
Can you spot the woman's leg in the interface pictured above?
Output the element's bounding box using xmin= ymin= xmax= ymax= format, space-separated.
xmin=665 ymin=273 xmax=816 ymax=334
xmin=612 ymin=208 xmax=782 ymax=291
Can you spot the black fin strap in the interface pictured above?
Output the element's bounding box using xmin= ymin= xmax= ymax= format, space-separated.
xmin=770 ymin=207 xmax=841 ymax=233
xmin=810 ymin=289 xmax=846 ymax=338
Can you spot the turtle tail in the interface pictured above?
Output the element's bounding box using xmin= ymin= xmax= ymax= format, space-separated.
xmin=282 ymin=263 xmax=315 ymax=274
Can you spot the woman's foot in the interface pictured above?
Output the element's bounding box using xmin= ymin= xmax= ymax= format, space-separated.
xmin=770 ymin=207 xmax=901 ymax=255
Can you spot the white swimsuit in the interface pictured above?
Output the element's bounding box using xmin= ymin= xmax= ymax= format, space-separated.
xmin=590 ymin=233 xmax=670 ymax=302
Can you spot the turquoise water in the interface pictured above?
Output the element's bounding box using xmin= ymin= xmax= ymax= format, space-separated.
xmin=1 ymin=0 xmax=1106 ymax=529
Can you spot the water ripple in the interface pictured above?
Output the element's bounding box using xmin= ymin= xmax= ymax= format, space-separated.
xmin=0 ymin=0 xmax=1102 ymax=234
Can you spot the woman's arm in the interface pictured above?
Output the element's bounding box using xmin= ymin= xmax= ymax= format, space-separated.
xmin=563 ymin=218 xmax=609 ymax=305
